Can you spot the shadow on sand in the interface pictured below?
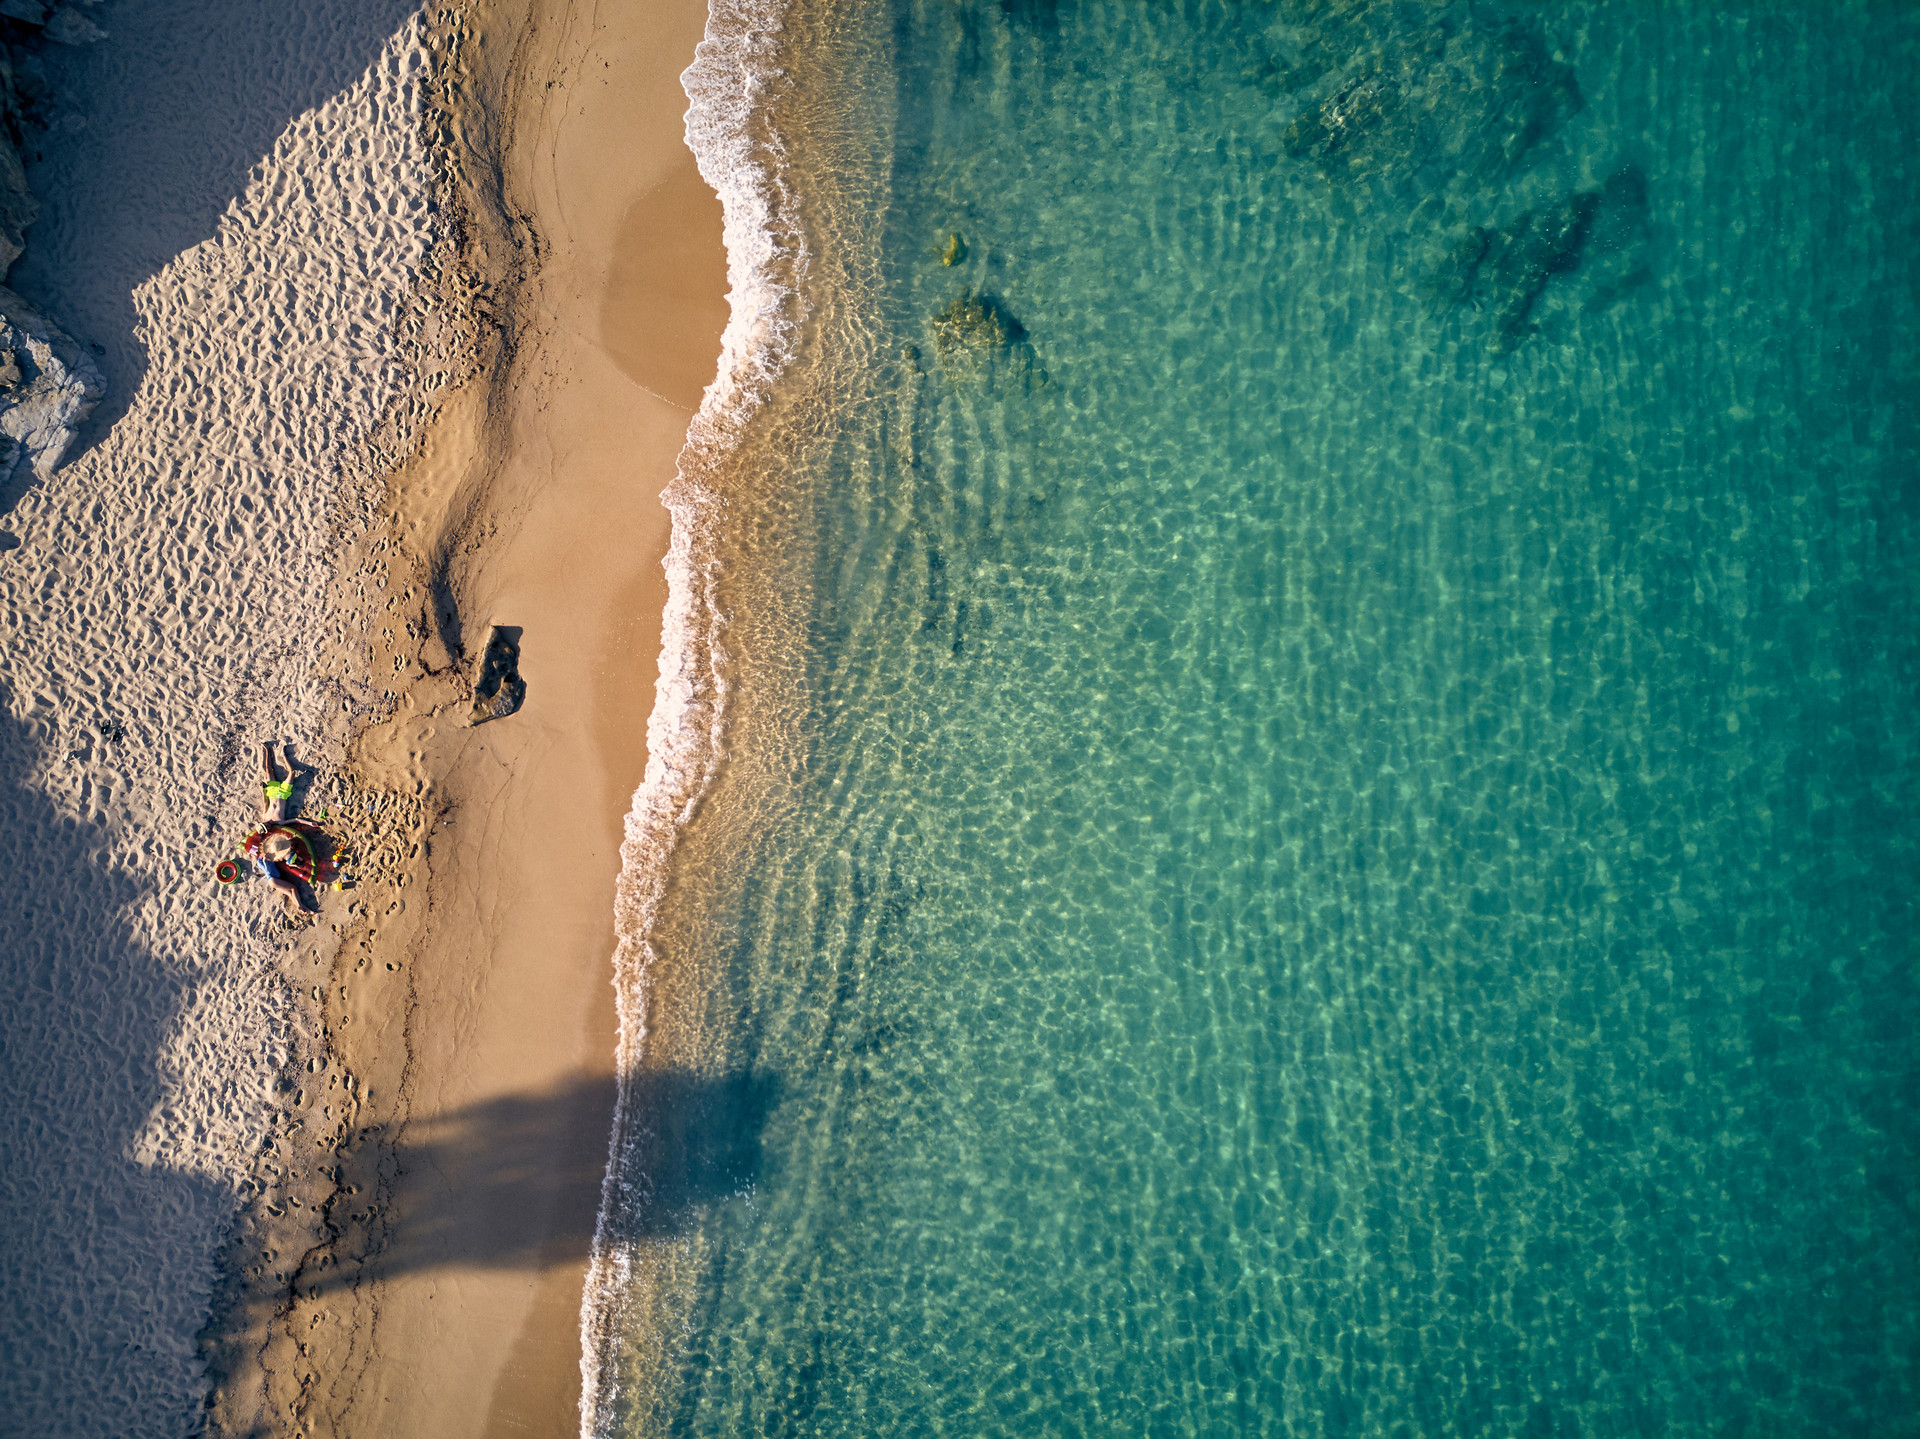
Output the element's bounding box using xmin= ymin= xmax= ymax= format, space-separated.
xmin=6 ymin=0 xmax=424 ymax=469
xmin=295 ymin=1066 xmax=778 ymax=1296
xmin=0 ymin=706 xmax=238 ymax=1434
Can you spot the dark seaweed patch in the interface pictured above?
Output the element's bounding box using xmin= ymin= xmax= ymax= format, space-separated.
xmin=1277 ymin=7 xmax=1581 ymax=190
xmin=1431 ymin=167 xmax=1652 ymax=349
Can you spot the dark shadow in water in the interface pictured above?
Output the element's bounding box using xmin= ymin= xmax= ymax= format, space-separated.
xmin=606 ymin=1068 xmax=780 ymax=1243
xmin=0 ymin=704 xmax=237 ymax=1433
xmin=5 ymin=0 xmax=425 ymax=479
xmin=295 ymin=1067 xmax=777 ymax=1293
xmin=998 ymin=0 xmax=1062 ymax=34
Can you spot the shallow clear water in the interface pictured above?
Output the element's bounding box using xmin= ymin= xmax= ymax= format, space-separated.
xmin=601 ymin=1 xmax=1917 ymax=1433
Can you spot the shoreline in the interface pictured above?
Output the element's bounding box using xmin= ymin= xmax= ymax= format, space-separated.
xmin=6 ymin=0 xmax=1910 ymax=1433
xmin=202 ymin=0 xmax=725 ymax=1433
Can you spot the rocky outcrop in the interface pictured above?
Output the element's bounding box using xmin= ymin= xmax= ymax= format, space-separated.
xmin=0 ymin=283 xmax=102 ymax=479
xmin=0 ymin=1 xmax=107 ymax=487
xmin=930 ymin=289 xmax=1024 ymax=368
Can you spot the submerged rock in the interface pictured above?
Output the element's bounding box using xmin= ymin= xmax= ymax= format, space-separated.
xmin=1277 ymin=6 xmax=1582 ymax=191
xmin=1484 ymin=192 xmax=1599 ymax=348
xmin=0 ymin=286 xmax=104 ymax=483
xmin=929 ymin=289 xmax=1025 ymax=370
xmin=1578 ymin=165 xmax=1653 ymax=313
xmin=1430 ymin=166 xmax=1651 ymax=349
xmin=1428 ymin=222 xmax=1493 ymax=311
xmin=1265 ymin=2 xmax=1653 ymax=354
xmin=1282 ymin=70 xmax=1404 ymax=176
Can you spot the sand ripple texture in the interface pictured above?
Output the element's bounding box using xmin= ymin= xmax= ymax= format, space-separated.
xmin=0 ymin=7 xmax=434 ymax=1434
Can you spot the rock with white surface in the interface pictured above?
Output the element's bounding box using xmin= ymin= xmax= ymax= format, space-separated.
xmin=0 ymin=285 xmax=104 ymax=483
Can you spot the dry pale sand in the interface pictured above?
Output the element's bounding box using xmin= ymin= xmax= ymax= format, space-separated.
xmin=0 ymin=7 xmax=446 ymax=1432
xmin=200 ymin=0 xmax=727 ymax=1435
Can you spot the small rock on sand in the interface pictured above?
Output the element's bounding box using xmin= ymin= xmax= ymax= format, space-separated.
xmin=469 ymin=625 xmax=526 ymax=724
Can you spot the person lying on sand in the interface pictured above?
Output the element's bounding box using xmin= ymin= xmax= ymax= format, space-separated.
xmin=253 ymin=829 xmax=305 ymax=918
xmin=259 ymin=741 xmax=296 ymax=821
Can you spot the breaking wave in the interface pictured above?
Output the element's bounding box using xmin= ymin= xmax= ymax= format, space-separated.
xmin=576 ymin=0 xmax=809 ymax=1428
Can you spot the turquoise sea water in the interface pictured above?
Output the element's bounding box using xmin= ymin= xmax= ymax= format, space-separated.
xmin=597 ymin=1 xmax=1916 ymax=1434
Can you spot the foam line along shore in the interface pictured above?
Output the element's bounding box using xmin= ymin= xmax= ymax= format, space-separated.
xmin=575 ymin=0 xmax=913 ymax=1425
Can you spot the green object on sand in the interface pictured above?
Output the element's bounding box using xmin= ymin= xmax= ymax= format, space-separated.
xmin=940 ymin=231 xmax=966 ymax=266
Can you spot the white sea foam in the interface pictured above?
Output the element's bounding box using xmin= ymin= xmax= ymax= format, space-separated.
xmin=576 ymin=0 xmax=812 ymax=1427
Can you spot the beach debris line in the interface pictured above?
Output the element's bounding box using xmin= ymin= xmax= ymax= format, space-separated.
xmin=468 ymin=623 xmax=525 ymax=725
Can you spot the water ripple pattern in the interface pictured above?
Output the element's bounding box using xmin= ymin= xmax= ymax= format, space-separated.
xmin=601 ymin=1 xmax=1915 ymax=1435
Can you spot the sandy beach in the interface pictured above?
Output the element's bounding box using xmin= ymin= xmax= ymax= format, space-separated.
xmin=0 ymin=5 xmax=443 ymax=1432
xmin=5 ymin=0 xmax=1915 ymax=1434
xmin=198 ymin=0 xmax=725 ymax=1434
xmin=0 ymin=0 xmax=720 ymax=1433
